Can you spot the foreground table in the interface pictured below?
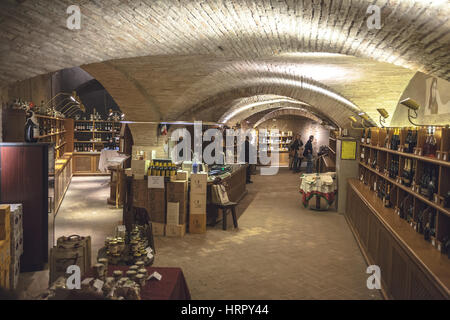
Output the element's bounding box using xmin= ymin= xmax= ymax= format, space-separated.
xmin=86 ymin=266 xmax=191 ymax=300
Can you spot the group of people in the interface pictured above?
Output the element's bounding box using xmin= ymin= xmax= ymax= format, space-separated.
xmin=289 ymin=134 xmax=314 ymax=173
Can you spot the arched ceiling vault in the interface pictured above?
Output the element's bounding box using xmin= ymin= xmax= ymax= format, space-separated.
xmin=83 ymin=54 xmax=415 ymax=128
xmin=0 ymin=0 xmax=449 ymax=86
xmin=252 ymin=108 xmax=323 ymax=128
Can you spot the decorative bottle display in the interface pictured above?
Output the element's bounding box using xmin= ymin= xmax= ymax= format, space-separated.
xmin=423 ymin=126 xmax=437 ymax=158
xmin=384 ymin=131 xmax=390 ymax=148
xmin=366 ymin=128 xmax=371 ymax=144
xmin=371 ymin=150 xmax=377 ymax=169
xmin=389 ymin=158 xmax=399 ymax=178
xmin=384 ymin=184 xmax=391 ymax=208
xmin=401 ymin=159 xmax=414 ymax=187
xmin=391 ymin=128 xmax=400 ymax=151
xmin=419 ymin=165 xmax=438 ymax=200
xmin=404 ymin=128 xmax=417 ymax=153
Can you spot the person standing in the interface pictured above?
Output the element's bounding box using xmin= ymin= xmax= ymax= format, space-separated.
xmin=244 ymin=136 xmax=254 ymax=183
xmin=291 ymin=134 xmax=303 ymax=173
xmin=303 ymin=135 xmax=314 ymax=173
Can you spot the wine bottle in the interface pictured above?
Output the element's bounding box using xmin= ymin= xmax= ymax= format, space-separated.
xmin=361 ymin=128 xmax=365 ymax=144
xmin=384 ymin=185 xmax=391 ymax=208
xmin=366 ymin=128 xmax=371 ymax=144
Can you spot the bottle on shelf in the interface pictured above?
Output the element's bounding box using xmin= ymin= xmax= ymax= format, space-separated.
xmin=384 ymin=184 xmax=391 ymax=208
xmin=361 ymin=128 xmax=365 ymax=144
xmin=366 ymin=128 xmax=371 ymax=145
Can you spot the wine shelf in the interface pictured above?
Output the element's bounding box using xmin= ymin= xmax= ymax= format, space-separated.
xmin=359 ymin=126 xmax=450 ymax=259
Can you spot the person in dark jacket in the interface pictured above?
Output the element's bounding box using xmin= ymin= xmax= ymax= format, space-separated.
xmin=244 ymin=136 xmax=254 ymax=183
xmin=303 ymin=135 xmax=314 ymax=173
xmin=291 ymin=134 xmax=303 ymax=173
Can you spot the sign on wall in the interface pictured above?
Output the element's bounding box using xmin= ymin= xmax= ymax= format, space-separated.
xmin=341 ymin=140 xmax=357 ymax=160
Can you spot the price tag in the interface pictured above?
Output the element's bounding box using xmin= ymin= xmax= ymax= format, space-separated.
xmin=93 ymin=279 xmax=104 ymax=292
xmin=148 ymin=176 xmax=165 ymax=189
xmin=147 ymin=271 xmax=162 ymax=281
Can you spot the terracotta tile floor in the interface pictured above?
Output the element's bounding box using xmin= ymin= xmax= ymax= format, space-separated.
xmin=16 ymin=168 xmax=382 ymax=300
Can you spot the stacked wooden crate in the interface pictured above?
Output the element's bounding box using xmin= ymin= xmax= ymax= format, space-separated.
xmin=8 ymin=204 xmax=24 ymax=290
xmin=0 ymin=205 xmax=11 ymax=289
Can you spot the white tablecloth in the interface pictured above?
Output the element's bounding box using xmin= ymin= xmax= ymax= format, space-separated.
xmin=98 ymin=149 xmax=129 ymax=173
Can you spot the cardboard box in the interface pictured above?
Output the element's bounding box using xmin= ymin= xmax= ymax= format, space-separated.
xmin=167 ymin=202 xmax=180 ymax=225
xmin=167 ymin=193 xmax=187 ymax=224
xmin=151 ymin=222 xmax=165 ymax=236
xmin=190 ymin=173 xmax=208 ymax=194
xmin=176 ymin=170 xmax=188 ymax=181
xmin=165 ymin=224 xmax=186 ymax=237
xmin=0 ymin=205 xmax=10 ymax=241
xmin=190 ymin=192 xmax=207 ymax=215
xmin=189 ymin=214 xmax=206 ymax=234
xmin=147 ymin=189 xmax=166 ymax=223
xmin=132 ymin=179 xmax=148 ymax=208
xmin=131 ymin=159 xmax=147 ymax=175
xmin=167 ymin=181 xmax=188 ymax=194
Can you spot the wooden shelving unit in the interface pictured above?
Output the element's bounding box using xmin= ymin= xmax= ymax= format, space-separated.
xmin=358 ymin=126 xmax=450 ymax=260
xmin=36 ymin=115 xmax=73 ymax=160
xmin=72 ymin=120 xmax=122 ymax=175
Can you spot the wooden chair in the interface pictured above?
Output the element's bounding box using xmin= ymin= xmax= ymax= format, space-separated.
xmin=215 ymin=202 xmax=238 ymax=230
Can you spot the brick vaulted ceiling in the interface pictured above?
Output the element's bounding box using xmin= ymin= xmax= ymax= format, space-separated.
xmin=1 ymin=0 xmax=449 ymax=129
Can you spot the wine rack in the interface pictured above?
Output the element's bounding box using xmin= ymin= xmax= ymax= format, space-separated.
xmin=359 ymin=126 xmax=450 ymax=257
xmin=74 ymin=120 xmax=121 ymax=153
xmin=36 ymin=114 xmax=73 ymax=160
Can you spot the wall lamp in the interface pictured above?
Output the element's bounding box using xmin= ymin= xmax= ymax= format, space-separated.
xmin=377 ymin=108 xmax=389 ymax=128
xmin=349 ymin=116 xmax=367 ymax=129
xmin=399 ymin=98 xmax=448 ymax=127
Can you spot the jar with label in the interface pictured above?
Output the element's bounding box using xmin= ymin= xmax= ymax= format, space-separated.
xmin=129 ymin=265 xmax=139 ymax=272
xmin=98 ymin=258 xmax=109 ymax=277
xmin=93 ymin=263 xmax=105 ymax=280
xmin=109 ymin=241 xmax=118 ymax=254
xmin=137 ymin=268 xmax=147 ymax=278
xmin=113 ymin=270 xmax=123 ymax=282
xmin=126 ymin=270 xmax=137 ymax=281
xmin=135 ymin=274 xmax=146 ymax=287
xmin=133 ymin=252 xmax=142 ymax=262
xmin=116 ymin=238 xmax=125 ymax=252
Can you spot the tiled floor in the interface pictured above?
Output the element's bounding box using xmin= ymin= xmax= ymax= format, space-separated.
xmin=16 ymin=168 xmax=382 ymax=300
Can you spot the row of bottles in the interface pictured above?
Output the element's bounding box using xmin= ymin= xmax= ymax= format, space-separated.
xmin=418 ymin=164 xmax=438 ymax=200
xmin=148 ymin=162 xmax=177 ymax=177
xmin=74 ymin=143 xmax=96 ymax=152
xmin=423 ymin=126 xmax=437 ymax=158
xmin=401 ymin=158 xmax=415 ymax=187
xmin=39 ymin=119 xmax=65 ymax=136
xmin=389 ymin=158 xmax=399 ymax=178
xmin=404 ymin=129 xmax=417 ymax=153
xmin=74 ymin=122 xmax=118 ymax=132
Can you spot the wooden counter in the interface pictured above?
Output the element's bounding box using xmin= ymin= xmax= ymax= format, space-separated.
xmin=54 ymin=153 xmax=73 ymax=214
xmin=346 ymin=178 xmax=450 ymax=300
xmin=72 ymin=152 xmax=108 ymax=176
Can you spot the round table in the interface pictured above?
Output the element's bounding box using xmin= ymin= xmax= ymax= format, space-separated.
xmin=299 ymin=172 xmax=337 ymax=211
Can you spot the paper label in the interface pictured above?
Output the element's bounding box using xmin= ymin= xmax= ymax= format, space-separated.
xmin=93 ymin=279 xmax=104 ymax=291
xmin=147 ymin=271 xmax=162 ymax=281
xmin=148 ymin=176 xmax=165 ymax=189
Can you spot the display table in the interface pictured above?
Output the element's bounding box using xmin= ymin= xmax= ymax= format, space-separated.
xmin=299 ymin=172 xmax=337 ymax=210
xmin=85 ymin=266 xmax=191 ymax=300
xmin=98 ymin=149 xmax=129 ymax=173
